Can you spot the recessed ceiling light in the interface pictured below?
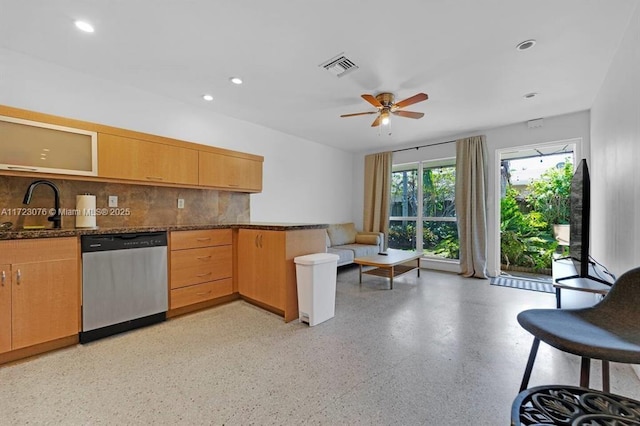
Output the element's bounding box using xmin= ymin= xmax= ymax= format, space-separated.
xmin=516 ymin=39 xmax=536 ymax=51
xmin=523 ymin=92 xmax=538 ymax=99
xmin=229 ymin=77 xmax=243 ymax=85
xmin=74 ymin=20 xmax=95 ymax=33
xmin=202 ymin=94 xmax=214 ymax=101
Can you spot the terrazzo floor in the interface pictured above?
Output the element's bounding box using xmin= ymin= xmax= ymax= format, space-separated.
xmin=1 ymin=266 xmax=639 ymax=425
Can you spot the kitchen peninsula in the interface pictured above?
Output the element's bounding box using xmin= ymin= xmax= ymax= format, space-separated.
xmin=0 ymin=223 xmax=328 ymax=365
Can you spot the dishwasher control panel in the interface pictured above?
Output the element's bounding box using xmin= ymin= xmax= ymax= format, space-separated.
xmin=81 ymin=231 xmax=168 ymax=253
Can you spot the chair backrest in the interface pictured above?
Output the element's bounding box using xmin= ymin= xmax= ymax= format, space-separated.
xmin=596 ymin=266 xmax=640 ymax=313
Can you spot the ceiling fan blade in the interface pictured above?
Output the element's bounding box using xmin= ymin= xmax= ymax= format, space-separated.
xmin=392 ymin=110 xmax=425 ymax=119
xmin=340 ymin=111 xmax=378 ymax=118
xmin=362 ymin=94 xmax=383 ymax=108
xmin=393 ymin=93 xmax=428 ymax=109
xmin=371 ymin=115 xmax=382 ymax=127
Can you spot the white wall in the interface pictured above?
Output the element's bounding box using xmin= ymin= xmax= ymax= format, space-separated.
xmin=0 ymin=48 xmax=355 ymax=224
xmin=354 ymin=110 xmax=590 ymax=276
xmin=590 ymin=4 xmax=640 ymax=277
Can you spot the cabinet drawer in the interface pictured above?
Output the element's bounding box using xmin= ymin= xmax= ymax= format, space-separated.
xmin=0 ymin=237 xmax=77 ymax=264
xmin=170 ymin=229 xmax=232 ymax=250
xmin=170 ymin=246 xmax=232 ymax=289
xmin=170 ymin=278 xmax=233 ymax=309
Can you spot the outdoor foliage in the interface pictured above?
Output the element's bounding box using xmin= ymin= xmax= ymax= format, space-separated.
xmin=525 ymin=161 xmax=573 ymax=226
xmin=500 ymin=161 xmax=572 ymax=270
xmin=389 ymin=220 xmax=416 ymax=250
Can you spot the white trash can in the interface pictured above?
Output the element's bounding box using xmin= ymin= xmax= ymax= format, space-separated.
xmin=294 ymin=253 xmax=339 ymax=326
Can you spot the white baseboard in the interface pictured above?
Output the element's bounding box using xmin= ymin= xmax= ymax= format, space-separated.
xmin=420 ymin=257 xmax=461 ymax=274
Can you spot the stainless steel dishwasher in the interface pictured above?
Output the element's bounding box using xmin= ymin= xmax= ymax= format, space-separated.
xmin=80 ymin=231 xmax=168 ymax=343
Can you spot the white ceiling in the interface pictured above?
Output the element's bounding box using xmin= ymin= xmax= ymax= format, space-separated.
xmin=1 ymin=0 xmax=637 ymax=153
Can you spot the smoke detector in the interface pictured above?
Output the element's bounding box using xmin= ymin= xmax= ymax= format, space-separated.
xmin=319 ymin=53 xmax=359 ymax=78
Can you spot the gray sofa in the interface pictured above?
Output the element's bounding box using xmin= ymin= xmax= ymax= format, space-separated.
xmin=325 ymin=223 xmax=384 ymax=267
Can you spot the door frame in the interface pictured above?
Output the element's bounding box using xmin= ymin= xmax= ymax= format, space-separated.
xmin=492 ymin=138 xmax=582 ymax=277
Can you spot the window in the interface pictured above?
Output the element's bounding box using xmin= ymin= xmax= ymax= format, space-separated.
xmin=389 ymin=160 xmax=459 ymax=260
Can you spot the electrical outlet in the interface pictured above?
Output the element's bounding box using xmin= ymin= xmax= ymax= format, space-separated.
xmin=108 ymin=196 xmax=118 ymax=207
xmin=177 ymin=198 xmax=185 ymax=209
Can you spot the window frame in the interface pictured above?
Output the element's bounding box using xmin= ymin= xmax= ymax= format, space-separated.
xmin=390 ymin=157 xmax=459 ymax=261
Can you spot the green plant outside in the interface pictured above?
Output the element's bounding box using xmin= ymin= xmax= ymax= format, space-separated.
xmin=500 ymin=161 xmax=572 ymax=270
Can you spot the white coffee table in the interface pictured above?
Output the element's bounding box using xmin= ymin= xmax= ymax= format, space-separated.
xmin=354 ymin=249 xmax=422 ymax=289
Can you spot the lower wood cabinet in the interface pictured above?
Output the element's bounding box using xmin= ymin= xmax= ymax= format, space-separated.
xmin=0 ymin=237 xmax=80 ymax=355
xmin=237 ymin=228 xmax=326 ymax=322
xmin=0 ymin=263 xmax=11 ymax=353
xmin=169 ymin=229 xmax=233 ymax=310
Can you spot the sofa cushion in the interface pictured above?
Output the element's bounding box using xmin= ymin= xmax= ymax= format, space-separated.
xmin=355 ymin=234 xmax=380 ymax=246
xmin=338 ymin=243 xmax=380 ymax=258
xmin=327 ymin=247 xmax=354 ymax=265
xmin=327 ymin=223 xmax=357 ymax=246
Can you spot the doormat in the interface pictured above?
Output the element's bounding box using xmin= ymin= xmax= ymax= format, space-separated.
xmin=490 ymin=276 xmax=555 ymax=294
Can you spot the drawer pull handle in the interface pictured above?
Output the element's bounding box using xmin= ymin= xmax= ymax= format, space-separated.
xmin=8 ymin=166 xmax=38 ymax=171
xmin=196 ymin=256 xmax=212 ymax=260
xmin=227 ymin=183 xmax=240 ymax=187
xmin=196 ymin=290 xmax=212 ymax=296
xmin=196 ymin=237 xmax=211 ymax=241
xmin=16 ymin=269 xmax=21 ymax=285
xmin=146 ymin=176 xmax=164 ymax=181
xmin=1 ymin=271 xmax=5 ymax=286
xmin=196 ymin=272 xmax=212 ymax=277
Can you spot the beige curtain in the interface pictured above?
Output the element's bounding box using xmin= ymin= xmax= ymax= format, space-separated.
xmin=455 ymin=136 xmax=487 ymax=278
xmin=363 ymin=152 xmax=392 ymax=249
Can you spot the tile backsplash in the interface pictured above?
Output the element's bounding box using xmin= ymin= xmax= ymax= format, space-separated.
xmin=0 ymin=176 xmax=250 ymax=229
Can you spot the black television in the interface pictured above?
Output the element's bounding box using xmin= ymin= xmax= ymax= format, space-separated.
xmin=557 ymin=159 xmax=610 ymax=284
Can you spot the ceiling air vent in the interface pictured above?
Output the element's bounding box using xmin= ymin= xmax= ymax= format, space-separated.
xmin=320 ymin=53 xmax=359 ymax=78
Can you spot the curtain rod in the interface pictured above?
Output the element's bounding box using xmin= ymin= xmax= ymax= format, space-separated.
xmin=392 ymin=139 xmax=456 ymax=153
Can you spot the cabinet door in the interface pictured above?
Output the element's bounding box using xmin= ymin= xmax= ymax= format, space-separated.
xmin=237 ymin=229 xmax=286 ymax=310
xmin=0 ymin=115 xmax=97 ymax=176
xmin=0 ymin=264 xmax=11 ymax=353
xmin=98 ymin=133 xmax=198 ymax=185
xmin=11 ymin=259 xmax=79 ymax=350
xmin=198 ymin=151 xmax=263 ymax=192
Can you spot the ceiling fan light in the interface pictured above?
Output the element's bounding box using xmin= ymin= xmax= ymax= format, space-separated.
xmin=380 ymin=111 xmax=390 ymax=126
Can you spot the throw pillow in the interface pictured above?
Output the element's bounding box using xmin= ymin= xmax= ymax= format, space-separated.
xmin=355 ymin=234 xmax=380 ymax=246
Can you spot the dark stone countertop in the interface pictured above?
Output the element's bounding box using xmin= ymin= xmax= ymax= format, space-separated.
xmin=0 ymin=222 xmax=328 ymax=240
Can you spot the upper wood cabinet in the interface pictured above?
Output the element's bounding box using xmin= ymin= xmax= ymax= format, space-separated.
xmin=199 ymin=151 xmax=263 ymax=192
xmin=0 ymin=105 xmax=263 ymax=193
xmin=0 ymin=115 xmax=97 ymax=176
xmin=98 ymin=133 xmax=198 ymax=185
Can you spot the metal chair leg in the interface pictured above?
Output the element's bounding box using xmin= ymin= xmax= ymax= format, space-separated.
xmin=602 ymin=360 xmax=610 ymax=393
xmin=580 ymin=357 xmax=591 ymax=388
xmin=520 ymin=337 xmax=540 ymax=392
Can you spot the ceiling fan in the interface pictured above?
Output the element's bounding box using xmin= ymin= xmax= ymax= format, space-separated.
xmin=340 ymin=92 xmax=428 ymax=127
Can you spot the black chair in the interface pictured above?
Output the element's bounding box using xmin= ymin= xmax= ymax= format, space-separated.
xmin=517 ymin=266 xmax=640 ymax=393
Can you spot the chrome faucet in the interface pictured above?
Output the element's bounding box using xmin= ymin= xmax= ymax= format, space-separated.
xmin=23 ymin=180 xmax=61 ymax=229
